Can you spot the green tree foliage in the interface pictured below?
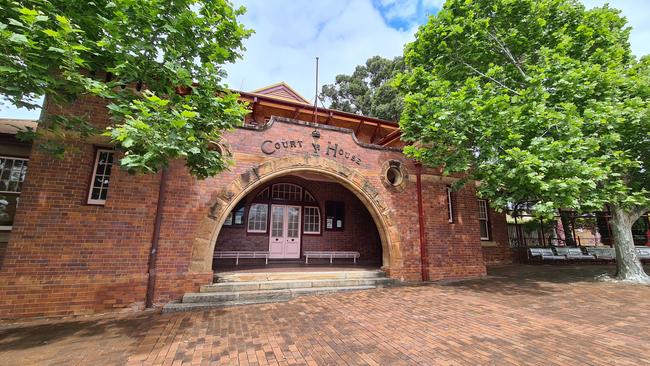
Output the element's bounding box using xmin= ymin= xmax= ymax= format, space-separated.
xmin=321 ymin=55 xmax=405 ymax=121
xmin=397 ymin=0 xmax=650 ymax=281
xmin=0 ymin=0 xmax=252 ymax=178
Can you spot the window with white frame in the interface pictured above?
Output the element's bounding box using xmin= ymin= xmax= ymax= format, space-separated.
xmin=87 ymin=149 xmax=114 ymax=205
xmin=247 ymin=203 xmax=268 ymax=232
xmin=271 ymin=183 xmax=302 ymax=201
xmin=0 ymin=156 xmax=28 ymax=230
xmin=446 ymin=186 xmax=454 ymax=223
xmin=303 ymin=206 xmax=321 ymax=234
xmin=478 ymin=199 xmax=490 ymax=240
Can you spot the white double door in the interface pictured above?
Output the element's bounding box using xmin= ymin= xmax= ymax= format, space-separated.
xmin=269 ymin=205 xmax=301 ymax=259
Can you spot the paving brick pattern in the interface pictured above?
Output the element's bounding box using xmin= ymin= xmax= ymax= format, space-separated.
xmin=1 ymin=265 xmax=649 ymax=365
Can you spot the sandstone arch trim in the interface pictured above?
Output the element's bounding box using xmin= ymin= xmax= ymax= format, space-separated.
xmin=189 ymin=155 xmax=403 ymax=275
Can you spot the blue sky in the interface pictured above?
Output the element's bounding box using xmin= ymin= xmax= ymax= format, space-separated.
xmin=373 ymin=0 xmax=443 ymax=30
xmin=2 ymin=0 xmax=648 ymax=119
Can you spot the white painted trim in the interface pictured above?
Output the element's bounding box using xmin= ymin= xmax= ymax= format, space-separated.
xmin=446 ymin=186 xmax=454 ymax=223
xmin=268 ymin=204 xmax=301 ymax=259
xmin=87 ymin=149 xmax=114 ymax=205
xmin=246 ymin=203 xmax=268 ymax=233
xmin=303 ymin=206 xmax=321 ymax=234
xmin=478 ymin=199 xmax=490 ymax=240
xmin=0 ymin=155 xmax=29 ymax=194
xmin=271 ymin=182 xmax=303 ymax=201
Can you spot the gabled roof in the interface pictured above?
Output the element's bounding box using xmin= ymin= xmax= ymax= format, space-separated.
xmin=251 ymin=82 xmax=311 ymax=104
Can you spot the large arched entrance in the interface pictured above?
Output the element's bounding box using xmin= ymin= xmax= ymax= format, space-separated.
xmin=213 ymin=174 xmax=383 ymax=268
xmin=188 ymin=156 xmax=403 ymax=276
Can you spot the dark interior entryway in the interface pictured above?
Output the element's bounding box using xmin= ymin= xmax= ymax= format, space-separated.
xmin=212 ymin=173 xmax=383 ymax=270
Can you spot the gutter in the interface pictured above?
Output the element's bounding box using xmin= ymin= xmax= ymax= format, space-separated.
xmin=145 ymin=167 xmax=169 ymax=308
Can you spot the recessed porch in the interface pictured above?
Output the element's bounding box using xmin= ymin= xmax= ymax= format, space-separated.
xmin=211 ymin=173 xmax=385 ymax=274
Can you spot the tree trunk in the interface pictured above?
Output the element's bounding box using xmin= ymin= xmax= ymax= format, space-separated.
xmin=609 ymin=205 xmax=650 ymax=283
xmin=559 ymin=210 xmax=576 ymax=246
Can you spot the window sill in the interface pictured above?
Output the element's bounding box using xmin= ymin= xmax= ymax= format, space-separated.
xmin=481 ymin=240 xmax=498 ymax=247
xmin=86 ymin=201 xmax=106 ymax=206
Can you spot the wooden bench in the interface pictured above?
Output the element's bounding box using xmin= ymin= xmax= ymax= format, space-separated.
xmin=585 ymin=247 xmax=616 ymax=261
xmin=554 ymin=247 xmax=595 ymax=260
xmin=304 ymin=251 xmax=360 ymax=264
xmin=529 ymin=248 xmax=566 ymax=261
xmin=213 ymin=251 xmax=269 ymax=265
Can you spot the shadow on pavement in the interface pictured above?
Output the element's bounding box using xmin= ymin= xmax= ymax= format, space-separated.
xmin=0 ymin=312 xmax=156 ymax=352
xmin=438 ymin=264 xmax=649 ymax=297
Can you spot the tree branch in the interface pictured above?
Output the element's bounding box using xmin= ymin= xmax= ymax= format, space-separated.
xmin=455 ymin=58 xmax=521 ymax=95
xmin=486 ymin=27 xmax=528 ymax=80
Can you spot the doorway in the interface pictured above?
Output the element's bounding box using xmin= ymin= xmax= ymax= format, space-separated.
xmin=269 ymin=205 xmax=301 ymax=259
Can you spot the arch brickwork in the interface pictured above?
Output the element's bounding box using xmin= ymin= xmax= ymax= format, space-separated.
xmin=188 ymin=155 xmax=404 ymax=275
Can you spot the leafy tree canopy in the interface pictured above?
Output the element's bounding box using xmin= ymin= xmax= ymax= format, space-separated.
xmin=397 ymin=0 xmax=649 ymax=280
xmin=0 ymin=0 xmax=252 ymax=178
xmin=321 ymin=55 xmax=405 ymax=121
xmin=398 ymin=0 xmax=648 ymax=216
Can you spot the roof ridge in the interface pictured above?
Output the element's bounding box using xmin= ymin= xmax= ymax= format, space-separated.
xmin=251 ymin=82 xmax=311 ymax=104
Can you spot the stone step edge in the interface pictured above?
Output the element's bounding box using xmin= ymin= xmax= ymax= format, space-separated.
xmin=215 ymin=270 xmax=387 ymax=282
xmin=183 ymin=285 xmax=378 ymax=303
xmin=162 ymin=298 xmax=285 ymax=313
xmin=200 ymin=278 xmax=394 ymax=292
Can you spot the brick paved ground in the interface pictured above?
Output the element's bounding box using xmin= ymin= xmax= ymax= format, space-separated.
xmin=1 ymin=264 xmax=649 ymax=365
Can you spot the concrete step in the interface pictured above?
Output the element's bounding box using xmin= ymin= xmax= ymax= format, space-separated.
xmin=200 ymin=277 xmax=393 ymax=292
xmin=162 ymin=298 xmax=285 ymax=313
xmin=215 ymin=269 xmax=386 ymax=283
xmin=175 ymin=285 xmax=377 ymax=310
xmin=183 ymin=289 xmax=289 ymax=303
xmin=162 ymin=269 xmax=395 ymax=314
xmin=183 ymin=284 xmax=379 ymax=304
xmin=290 ymin=285 xmax=376 ymax=296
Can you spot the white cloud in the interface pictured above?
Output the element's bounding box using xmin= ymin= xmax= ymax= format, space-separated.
xmin=378 ymin=0 xmax=420 ymax=20
xmin=1 ymin=0 xmax=649 ymax=119
xmin=223 ymin=0 xmax=650 ymax=101
xmin=223 ymin=0 xmax=417 ymax=102
xmin=421 ymin=0 xmax=445 ymax=10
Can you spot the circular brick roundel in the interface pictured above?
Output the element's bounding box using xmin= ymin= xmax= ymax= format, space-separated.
xmin=188 ymin=155 xmax=403 ymax=274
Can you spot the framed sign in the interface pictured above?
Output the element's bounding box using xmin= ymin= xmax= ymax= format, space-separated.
xmin=325 ymin=201 xmax=344 ymax=231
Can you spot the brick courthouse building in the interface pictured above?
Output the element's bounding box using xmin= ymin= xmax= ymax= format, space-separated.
xmin=0 ymin=83 xmax=510 ymax=319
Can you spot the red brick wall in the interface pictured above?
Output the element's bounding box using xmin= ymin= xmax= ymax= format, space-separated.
xmin=0 ymin=144 xmax=160 ymax=318
xmin=0 ymin=97 xmax=159 ymax=318
xmin=214 ymin=176 xmax=382 ymax=265
xmin=0 ymin=95 xmax=499 ymax=319
xmin=420 ymin=181 xmax=487 ymax=280
xmin=481 ymin=208 xmax=513 ymax=264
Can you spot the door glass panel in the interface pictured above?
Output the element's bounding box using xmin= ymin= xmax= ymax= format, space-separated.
xmin=287 ymin=207 xmax=300 ymax=238
xmin=271 ymin=206 xmax=284 ymax=237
